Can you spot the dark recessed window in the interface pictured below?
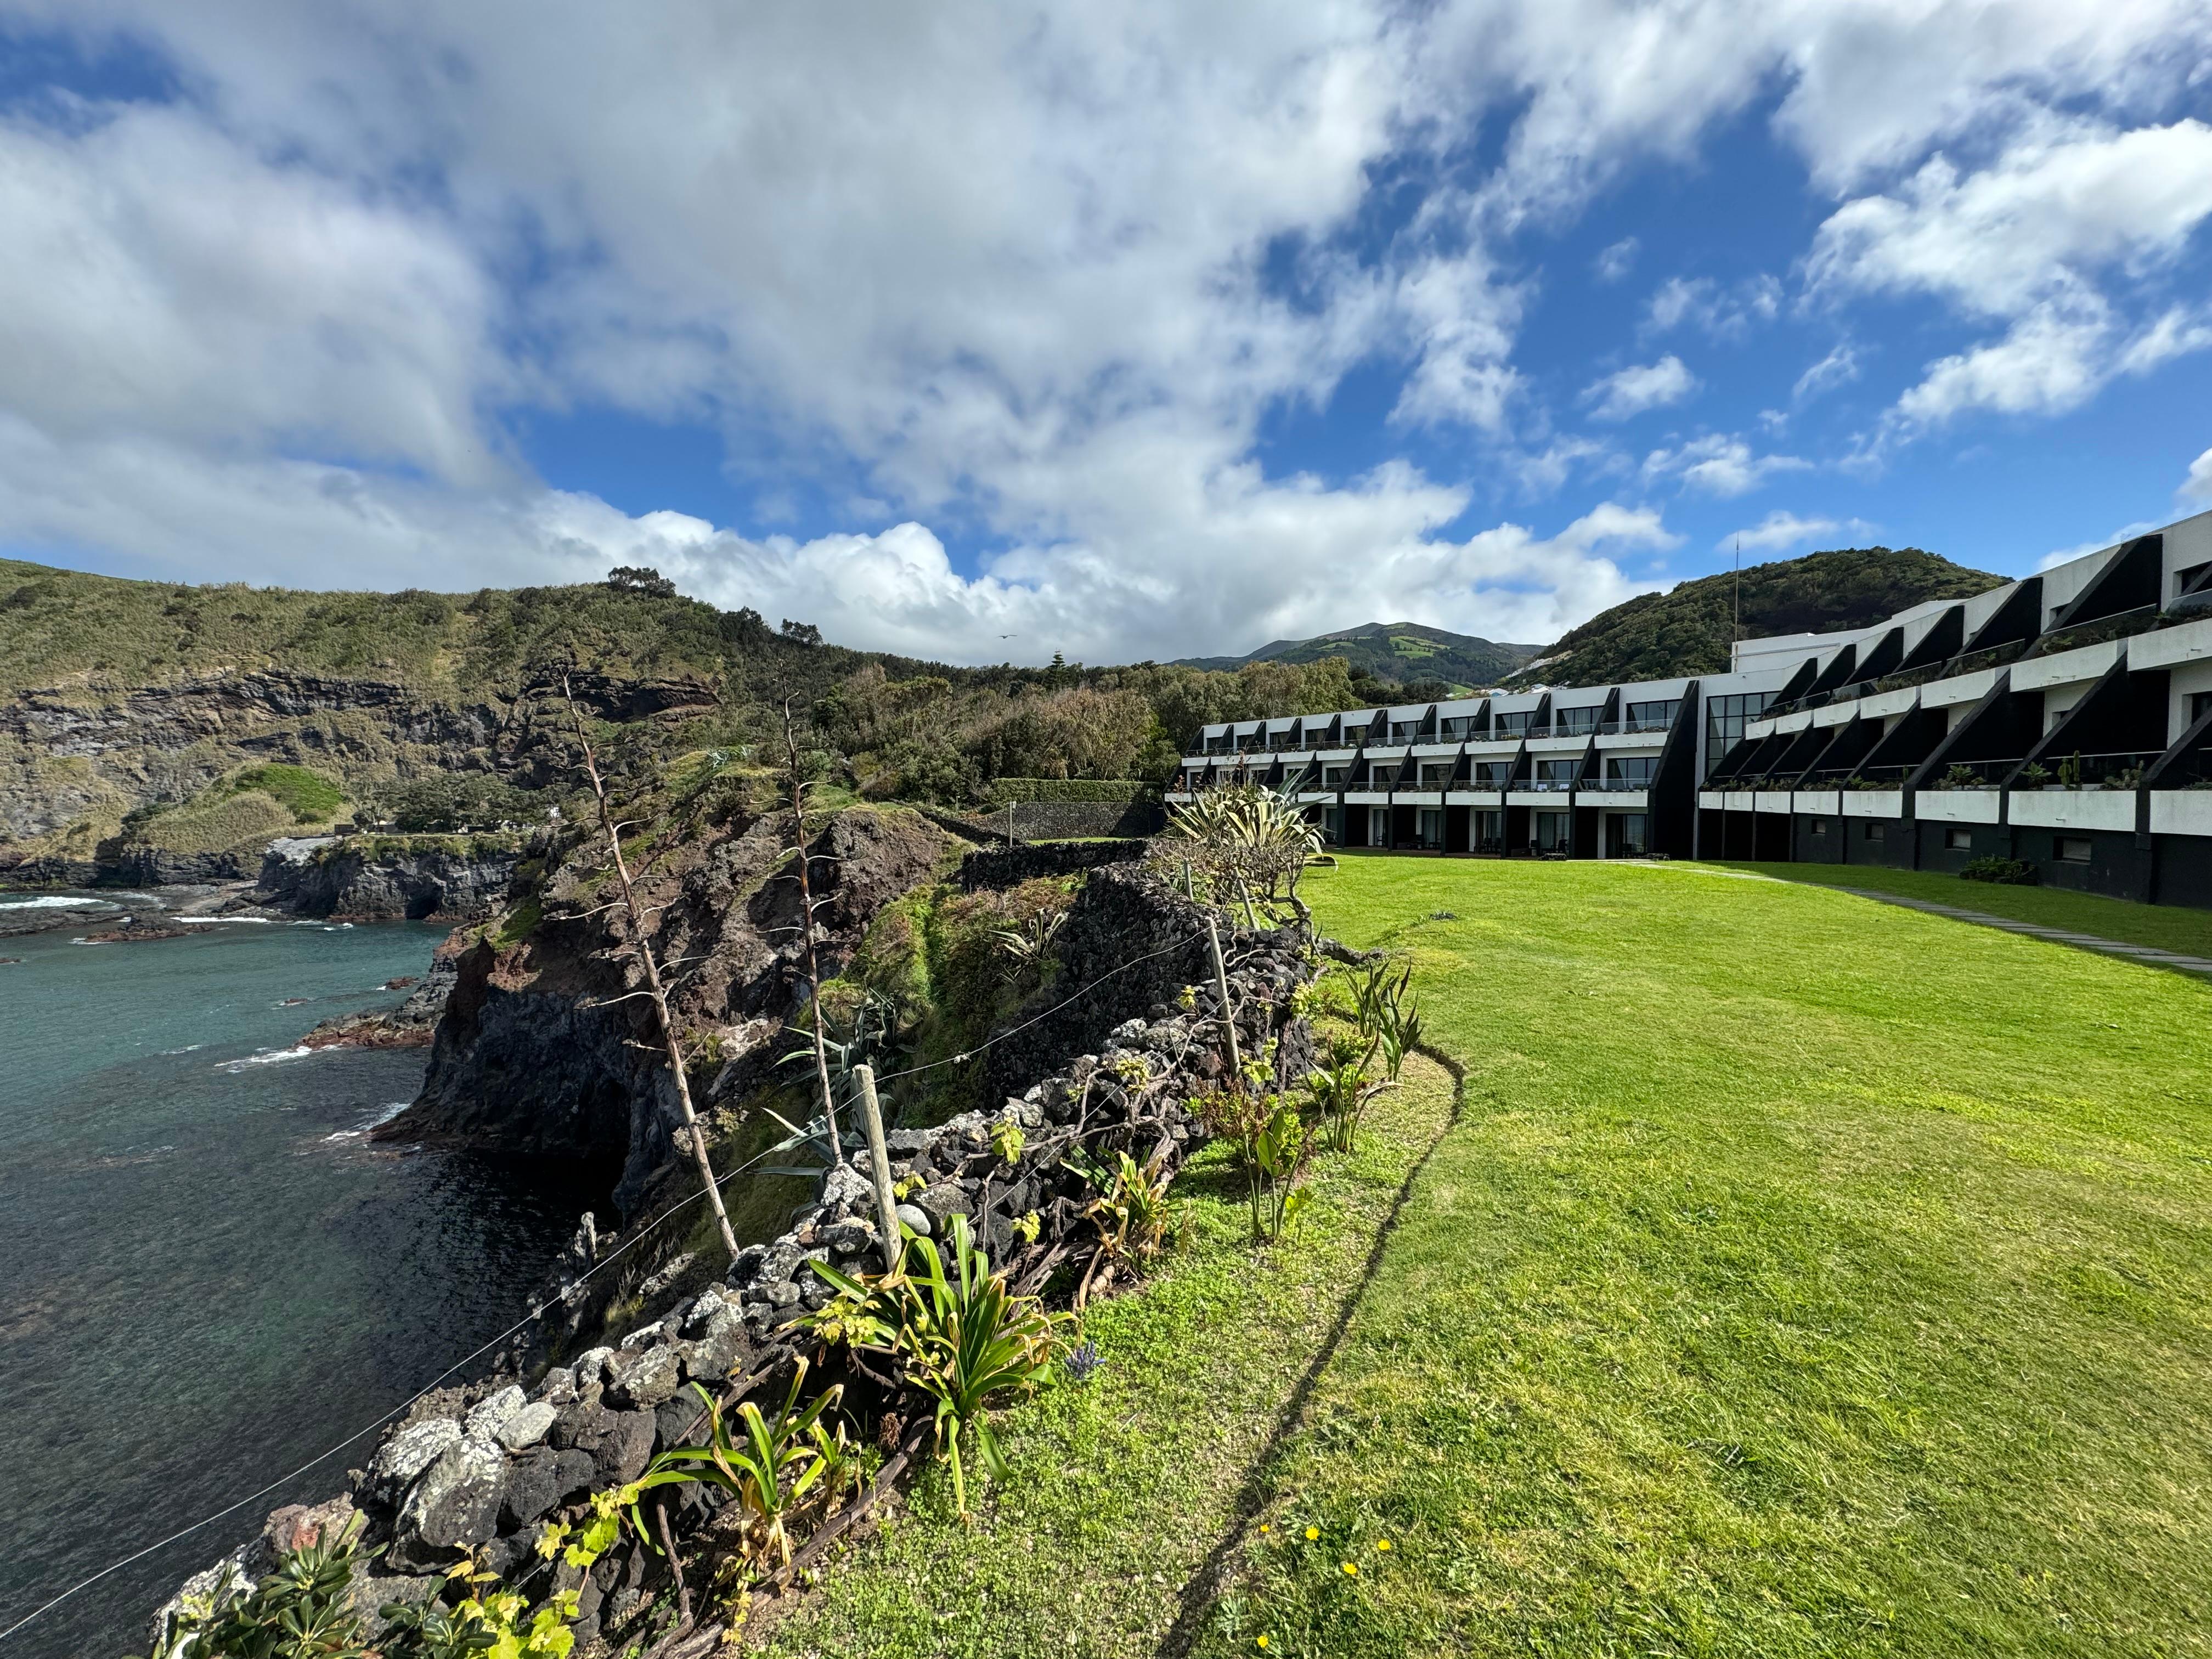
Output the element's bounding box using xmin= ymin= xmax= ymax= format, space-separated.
xmin=1946 ymin=826 xmax=1972 ymax=851
xmin=1809 ymin=819 xmax=1829 ymax=837
xmin=1865 ymin=821 xmax=1886 ymax=843
xmin=2058 ymin=836 xmax=2092 ymax=864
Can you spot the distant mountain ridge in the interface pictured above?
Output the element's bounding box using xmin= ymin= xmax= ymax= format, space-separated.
xmin=1506 ymin=546 xmax=2007 ymax=690
xmin=1175 ymin=620 xmax=1540 ymax=692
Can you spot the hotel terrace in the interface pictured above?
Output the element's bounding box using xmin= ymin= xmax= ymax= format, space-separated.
xmin=1168 ymin=507 xmax=2212 ymax=910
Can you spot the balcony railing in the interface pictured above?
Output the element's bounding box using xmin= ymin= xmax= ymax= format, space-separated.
xmin=2033 ymin=604 xmax=2163 ymax=657
xmin=1517 ymin=777 xmax=1577 ymax=792
xmin=1594 ymin=777 xmax=1653 ymax=792
xmin=1595 ymin=715 xmax=1674 ymax=735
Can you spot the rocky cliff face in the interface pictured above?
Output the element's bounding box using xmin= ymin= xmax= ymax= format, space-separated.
xmin=256 ymin=836 xmax=523 ymax=919
xmin=380 ymin=805 xmax=962 ymax=1211
xmin=0 ymin=664 xmax=716 ymax=867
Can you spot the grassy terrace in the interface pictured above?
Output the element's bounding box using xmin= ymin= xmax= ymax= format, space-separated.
xmin=1719 ymin=860 xmax=2212 ymax=959
xmin=766 ymin=860 xmax=2212 ymax=1657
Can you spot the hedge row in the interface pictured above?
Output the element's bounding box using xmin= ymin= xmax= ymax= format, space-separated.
xmin=982 ymin=777 xmax=1161 ymax=805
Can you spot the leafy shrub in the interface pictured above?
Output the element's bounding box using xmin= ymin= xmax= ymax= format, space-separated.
xmin=366 ymin=775 xmax=544 ymax=832
xmin=226 ymin=764 xmax=345 ymax=823
xmin=1961 ymin=856 xmax=2039 ymax=885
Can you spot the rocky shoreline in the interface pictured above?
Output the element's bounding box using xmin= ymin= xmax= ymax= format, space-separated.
xmin=150 ymin=862 xmax=1317 ymax=1656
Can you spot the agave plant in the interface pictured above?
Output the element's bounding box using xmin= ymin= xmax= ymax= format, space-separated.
xmin=991 ymin=906 xmax=1068 ymax=985
xmin=808 ymin=1215 xmax=1070 ymax=1517
xmin=1159 ymin=783 xmax=1322 ymax=924
xmin=627 ymin=1365 xmax=846 ymax=1567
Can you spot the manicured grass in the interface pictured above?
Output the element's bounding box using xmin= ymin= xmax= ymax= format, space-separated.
xmin=755 ymin=859 xmax=2212 ymax=1657
xmin=1228 ymin=859 xmax=2212 ymax=1656
xmin=1725 ymin=859 xmax=2212 ymax=958
xmin=754 ymin=1057 xmax=1458 ymax=1657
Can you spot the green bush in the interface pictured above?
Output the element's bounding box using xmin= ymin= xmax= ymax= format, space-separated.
xmin=983 ymin=777 xmax=1160 ymax=805
xmin=226 ymin=763 xmax=345 ymax=823
xmin=1961 ymin=855 xmax=2039 ymax=885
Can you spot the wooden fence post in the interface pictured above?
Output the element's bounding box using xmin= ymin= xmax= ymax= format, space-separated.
xmin=851 ymin=1063 xmax=906 ymax=1274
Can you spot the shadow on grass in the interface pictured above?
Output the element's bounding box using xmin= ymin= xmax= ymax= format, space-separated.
xmin=1150 ymin=1049 xmax=1470 ymax=1659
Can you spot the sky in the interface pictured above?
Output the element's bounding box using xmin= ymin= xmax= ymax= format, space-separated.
xmin=2 ymin=2 xmax=2211 ymax=667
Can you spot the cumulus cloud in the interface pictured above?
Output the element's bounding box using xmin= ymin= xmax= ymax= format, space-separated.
xmin=0 ymin=0 xmax=2209 ymax=661
xmin=1581 ymin=356 xmax=1699 ymax=421
xmin=2182 ymin=447 xmax=2212 ymax=505
xmin=1594 ymin=236 xmax=1639 ymax=283
xmin=1720 ymin=510 xmax=1854 ymax=552
xmin=1643 ymin=436 xmax=1810 ymax=497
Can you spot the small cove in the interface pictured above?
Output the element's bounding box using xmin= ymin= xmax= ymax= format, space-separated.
xmin=0 ymin=899 xmax=599 ymax=1658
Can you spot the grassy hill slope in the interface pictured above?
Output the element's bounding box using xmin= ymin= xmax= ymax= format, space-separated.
xmin=1177 ymin=620 xmax=1539 ymax=692
xmin=1510 ymin=546 xmax=2004 ymax=689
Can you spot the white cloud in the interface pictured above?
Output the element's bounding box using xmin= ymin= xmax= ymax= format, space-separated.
xmin=0 ymin=0 xmax=2208 ymax=663
xmin=1581 ymin=356 xmax=1698 ymax=421
xmin=1644 ymin=435 xmax=1810 ymax=497
xmin=1893 ymin=297 xmax=2212 ymax=427
xmin=2181 ymin=447 xmax=2212 ymax=505
xmin=1809 ymin=121 xmax=2212 ymax=318
xmin=1720 ymin=511 xmax=1850 ymax=553
xmin=1594 ymin=236 xmax=1639 ymax=283
xmin=1645 ymin=274 xmax=1780 ymax=337
xmin=1792 ymin=342 xmax=1859 ymax=403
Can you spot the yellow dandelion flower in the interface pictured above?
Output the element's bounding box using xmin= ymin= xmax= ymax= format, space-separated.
xmin=1259 ymin=1525 xmax=1270 ymax=1534
xmin=1341 ymin=1561 xmax=1359 ymax=1576
xmin=1256 ymin=1640 xmax=1269 ymax=1651
xmin=1375 ymin=1539 xmax=1392 ymax=1551
xmin=1305 ymin=1526 xmax=1319 ymax=1541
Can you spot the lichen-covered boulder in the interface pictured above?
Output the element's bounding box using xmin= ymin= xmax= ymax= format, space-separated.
xmin=400 ymin=1436 xmax=508 ymax=1550
xmin=362 ymin=1418 xmax=461 ymax=1507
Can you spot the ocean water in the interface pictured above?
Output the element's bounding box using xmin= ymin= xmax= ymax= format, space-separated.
xmin=0 ymin=898 xmax=602 ymax=1658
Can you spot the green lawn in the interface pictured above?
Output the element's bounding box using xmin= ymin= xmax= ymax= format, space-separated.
xmin=1723 ymin=859 xmax=2212 ymax=958
xmin=757 ymin=1058 xmax=1459 ymax=1657
xmin=762 ymin=859 xmax=2212 ymax=1657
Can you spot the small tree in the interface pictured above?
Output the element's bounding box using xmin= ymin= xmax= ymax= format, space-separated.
xmin=1155 ymin=783 xmax=1322 ymax=927
xmin=606 ymin=565 xmax=678 ymax=597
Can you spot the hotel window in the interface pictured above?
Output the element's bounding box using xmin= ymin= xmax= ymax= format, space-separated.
xmin=1473 ymin=760 xmax=1512 ymax=784
xmin=1440 ymin=716 xmax=1474 ymax=740
xmin=1626 ymin=699 xmax=1679 ymax=732
xmin=1419 ymin=761 xmax=1457 ymax=787
xmin=1809 ymin=818 xmax=1830 ymax=838
xmin=1534 ymin=810 xmax=1571 ymax=853
xmin=1606 ymin=814 xmax=1647 ymax=856
xmin=1865 ymin=821 xmax=1886 ymax=843
xmin=1604 ymin=756 xmax=1656 ymax=788
xmin=1417 ymin=808 xmax=1446 ymax=848
xmin=2058 ymin=836 xmax=2092 ymax=863
xmin=1554 ymin=704 xmax=1601 ymax=736
xmin=1946 ymin=826 xmax=1973 ymax=851
xmin=1493 ymin=710 xmax=1533 ymax=737
xmin=1322 ymin=765 xmax=1350 ymax=785
xmin=1390 ymin=720 xmax=1420 ymax=743
xmin=1706 ymin=692 xmax=1776 ymax=751
xmin=1536 ymin=759 xmax=1579 ymax=786
xmin=1474 ymin=809 xmax=1504 ymax=852
xmin=2192 ymin=690 xmax=2212 ymax=726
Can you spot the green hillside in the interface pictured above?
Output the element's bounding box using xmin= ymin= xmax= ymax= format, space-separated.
xmin=0 ymin=558 xmax=1361 ymax=865
xmin=1508 ymin=546 xmax=2004 ymax=689
xmin=1176 ymin=620 xmax=1539 ymax=694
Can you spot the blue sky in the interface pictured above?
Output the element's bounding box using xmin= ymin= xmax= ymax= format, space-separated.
xmin=2 ymin=2 xmax=2210 ymax=664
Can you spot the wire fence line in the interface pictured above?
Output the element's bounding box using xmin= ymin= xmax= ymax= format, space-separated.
xmin=0 ymin=913 xmax=1241 ymax=1647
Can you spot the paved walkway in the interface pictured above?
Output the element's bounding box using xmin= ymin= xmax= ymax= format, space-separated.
xmin=1831 ymin=887 xmax=2212 ymax=978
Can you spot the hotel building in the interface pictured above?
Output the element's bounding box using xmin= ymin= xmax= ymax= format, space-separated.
xmin=1169 ymin=507 xmax=2212 ymax=909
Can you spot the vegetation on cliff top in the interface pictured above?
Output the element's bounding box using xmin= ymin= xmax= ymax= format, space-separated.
xmin=1508 ymin=545 xmax=2004 ymax=689
xmin=1175 ymin=620 xmax=1539 ymax=693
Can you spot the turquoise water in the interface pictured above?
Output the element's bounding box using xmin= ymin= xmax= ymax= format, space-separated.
xmin=0 ymin=899 xmax=601 ymax=1657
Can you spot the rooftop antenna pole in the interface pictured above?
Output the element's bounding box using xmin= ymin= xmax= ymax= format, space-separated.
xmin=1733 ymin=537 xmax=1742 ymax=653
